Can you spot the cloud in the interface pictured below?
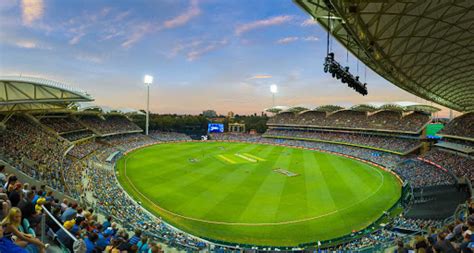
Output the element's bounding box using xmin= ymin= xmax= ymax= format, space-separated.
xmin=2 ymin=37 xmax=52 ymax=50
xmin=276 ymin=36 xmax=319 ymax=44
xmin=121 ymin=22 xmax=153 ymax=48
xmin=21 ymin=0 xmax=44 ymax=26
xmin=163 ymin=0 xmax=201 ymax=29
xmin=235 ymin=15 xmax=293 ymax=36
xmin=303 ymin=36 xmax=319 ymax=41
xmin=75 ymin=53 xmax=103 ymax=63
xmin=69 ymin=32 xmax=86 ymax=45
xmin=301 ymin=18 xmax=317 ymax=27
xmin=15 ymin=40 xmax=37 ymax=49
xmin=276 ymin=37 xmax=298 ymax=44
xmin=169 ymin=39 xmax=202 ymax=58
xmin=249 ymin=75 xmax=272 ymax=79
xmin=187 ymin=39 xmax=228 ymax=61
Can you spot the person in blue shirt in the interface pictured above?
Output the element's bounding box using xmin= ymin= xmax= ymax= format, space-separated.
xmin=0 ymin=225 xmax=28 ymax=253
xmin=84 ymin=232 xmax=98 ymax=253
xmin=136 ymin=236 xmax=149 ymax=253
xmin=96 ymin=229 xmax=112 ymax=250
xmin=60 ymin=203 xmax=78 ymax=222
xmin=102 ymin=216 xmax=112 ymax=229
xmin=32 ymin=190 xmax=43 ymax=205
xmin=128 ymin=229 xmax=142 ymax=245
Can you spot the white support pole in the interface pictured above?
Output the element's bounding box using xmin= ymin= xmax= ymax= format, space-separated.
xmin=146 ymin=84 xmax=150 ymax=135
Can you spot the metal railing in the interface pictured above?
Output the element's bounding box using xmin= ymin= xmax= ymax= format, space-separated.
xmin=39 ymin=205 xmax=78 ymax=253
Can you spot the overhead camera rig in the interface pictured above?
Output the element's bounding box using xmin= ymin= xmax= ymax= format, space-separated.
xmin=322 ymin=0 xmax=368 ymax=96
xmin=324 ymin=53 xmax=367 ymax=96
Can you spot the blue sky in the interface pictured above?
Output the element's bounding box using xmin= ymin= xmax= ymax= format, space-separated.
xmin=0 ymin=0 xmax=450 ymax=116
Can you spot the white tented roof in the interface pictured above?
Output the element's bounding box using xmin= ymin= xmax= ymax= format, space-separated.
xmin=0 ymin=76 xmax=93 ymax=112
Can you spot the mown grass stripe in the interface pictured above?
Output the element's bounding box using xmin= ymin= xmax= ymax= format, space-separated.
xmin=242 ymin=153 xmax=266 ymax=161
xmin=217 ymin=154 xmax=237 ymax=164
xmin=234 ymin=153 xmax=257 ymax=162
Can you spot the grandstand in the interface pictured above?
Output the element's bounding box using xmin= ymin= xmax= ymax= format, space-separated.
xmin=1 ymin=0 xmax=473 ymax=252
xmin=264 ymin=103 xmax=435 ymax=155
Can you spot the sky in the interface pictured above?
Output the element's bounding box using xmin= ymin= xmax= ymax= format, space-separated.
xmin=0 ymin=0 xmax=454 ymax=117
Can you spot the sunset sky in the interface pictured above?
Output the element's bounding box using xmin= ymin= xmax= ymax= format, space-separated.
xmin=0 ymin=0 xmax=454 ymax=117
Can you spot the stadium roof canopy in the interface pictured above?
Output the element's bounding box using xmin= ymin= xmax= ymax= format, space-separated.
xmin=271 ymin=102 xmax=440 ymax=114
xmin=314 ymin=105 xmax=345 ymax=112
xmin=75 ymin=102 xmax=113 ymax=113
xmin=294 ymin=0 xmax=474 ymax=112
xmin=0 ymin=76 xmax=93 ymax=112
xmin=286 ymin=106 xmax=310 ymax=113
xmin=350 ymin=104 xmax=379 ymax=112
xmin=118 ymin=108 xmax=146 ymax=115
xmin=265 ymin=105 xmax=290 ymax=113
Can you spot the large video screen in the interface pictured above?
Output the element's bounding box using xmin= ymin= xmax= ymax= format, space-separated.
xmin=208 ymin=123 xmax=224 ymax=133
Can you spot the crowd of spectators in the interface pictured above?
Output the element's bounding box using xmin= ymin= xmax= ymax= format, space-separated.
xmin=389 ymin=204 xmax=474 ymax=253
xmin=149 ymin=131 xmax=192 ymax=141
xmin=439 ymin=112 xmax=474 ymax=139
xmin=263 ymin=129 xmax=421 ymax=153
xmin=423 ymin=149 xmax=474 ymax=182
xmin=39 ymin=116 xmax=85 ymax=134
xmin=78 ymin=115 xmax=142 ymax=135
xmin=0 ymin=116 xmax=72 ymax=195
xmin=393 ymin=159 xmax=456 ymax=188
xmin=0 ymin=165 xmax=169 ymax=253
xmin=94 ymin=147 xmax=120 ymax=162
xmin=60 ymin=130 xmax=94 ymax=142
xmin=268 ymin=110 xmax=430 ymax=132
xmin=68 ymin=141 xmax=104 ymax=159
xmin=101 ymin=133 xmax=158 ymax=151
xmin=210 ymin=132 xmax=263 ymax=142
xmin=84 ymin=162 xmax=206 ymax=251
xmin=332 ymin=230 xmax=400 ymax=251
xmin=392 ymin=216 xmax=444 ymax=231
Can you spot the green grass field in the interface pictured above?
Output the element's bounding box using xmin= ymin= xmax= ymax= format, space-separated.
xmin=116 ymin=141 xmax=401 ymax=246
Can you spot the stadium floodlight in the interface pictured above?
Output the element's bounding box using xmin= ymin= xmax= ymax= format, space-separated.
xmin=144 ymin=75 xmax=153 ymax=135
xmin=270 ymin=84 xmax=278 ymax=107
xmin=144 ymin=75 xmax=153 ymax=85
xmin=270 ymin=84 xmax=278 ymax=94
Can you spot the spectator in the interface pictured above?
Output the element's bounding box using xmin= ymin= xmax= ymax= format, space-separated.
xmin=1 ymin=207 xmax=47 ymax=253
xmin=102 ymin=216 xmax=112 ymax=229
xmin=0 ymin=225 xmax=28 ymax=253
xmin=136 ymin=236 xmax=150 ymax=253
xmin=460 ymin=230 xmax=473 ymax=253
xmin=61 ymin=202 xmax=78 ymax=222
xmin=8 ymin=183 xmax=22 ymax=207
xmin=129 ymin=228 xmax=142 ymax=245
xmin=84 ymin=232 xmax=98 ymax=253
xmin=57 ymin=220 xmax=76 ymax=251
xmin=0 ymin=165 xmax=6 ymax=186
xmin=17 ymin=191 xmax=39 ymax=227
xmin=60 ymin=199 xmax=68 ymax=212
xmin=433 ymin=231 xmax=457 ymax=253
xmin=395 ymin=239 xmax=409 ymax=253
xmin=22 ymin=183 xmax=29 ymax=199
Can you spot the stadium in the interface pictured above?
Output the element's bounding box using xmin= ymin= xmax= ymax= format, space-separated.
xmin=0 ymin=1 xmax=473 ymax=253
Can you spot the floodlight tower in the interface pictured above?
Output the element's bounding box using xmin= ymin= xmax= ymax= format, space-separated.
xmin=270 ymin=84 xmax=278 ymax=107
xmin=144 ymin=75 xmax=153 ymax=135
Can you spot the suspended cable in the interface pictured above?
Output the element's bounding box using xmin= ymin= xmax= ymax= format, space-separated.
xmin=326 ymin=9 xmax=331 ymax=56
xmin=364 ymin=65 xmax=367 ymax=82
xmin=346 ymin=34 xmax=349 ymax=64
xmin=356 ymin=49 xmax=360 ymax=76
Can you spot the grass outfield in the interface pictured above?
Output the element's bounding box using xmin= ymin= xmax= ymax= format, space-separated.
xmin=116 ymin=141 xmax=401 ymax=246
